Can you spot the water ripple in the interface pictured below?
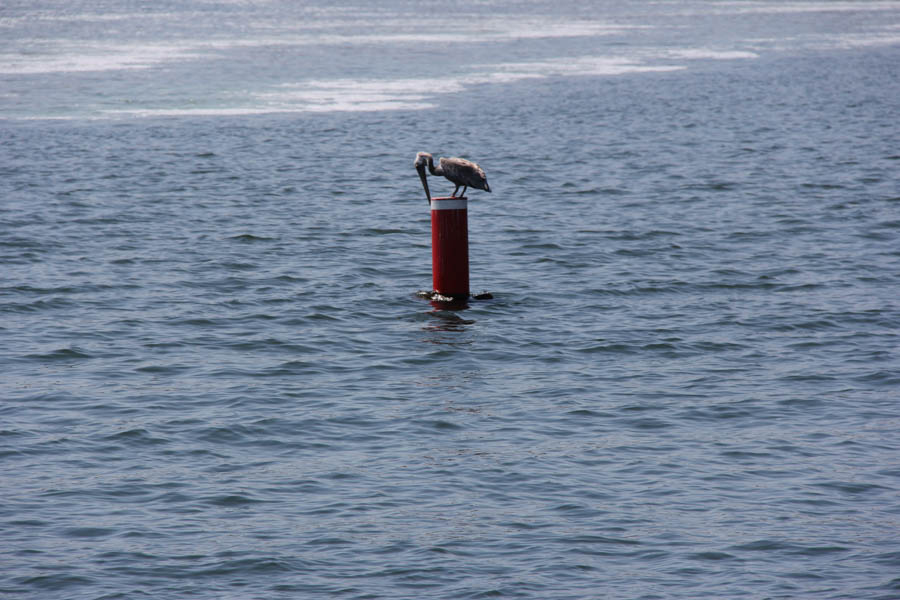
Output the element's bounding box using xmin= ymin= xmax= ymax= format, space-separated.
xmin=2 ymin=7 xmax=900 ymax=599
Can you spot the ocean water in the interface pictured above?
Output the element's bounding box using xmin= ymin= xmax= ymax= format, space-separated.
xmin=2 ymin=1 xmax=900 ymax=598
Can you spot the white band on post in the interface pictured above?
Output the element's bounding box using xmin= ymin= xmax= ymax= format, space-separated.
xmin=430 ymin=198 xmax=467 ymax=211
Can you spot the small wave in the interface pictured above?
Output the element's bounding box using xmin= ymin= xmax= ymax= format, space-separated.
xmin=23 ymin=347 xmax=92 ymax=361
xmin=853 ymin=370 xmax=900 ymax=386
xmin=15 ymin=573 xmax=95 ymax=591
xmin=61 ymin=526 xmax=117 ymax=539
xmin=815 ymin=481 xmax=891 ymax=498
xmin=576 ymin=342 xmax=638 ymax=354
xmin=620 ymin=417 xmax=672 ymax=430
xmin=261 ymin=360 xmax=322 ymax=376
xmin=2 ymin=297 xmax=76 ymax=313
xmin=689 ymin=551 xmax=739 ymax=561
xmin=361 ymin=227 xmax=415 ymax=235
xmin=561 ymin=534 xmax=642 ymax=547
xmin=206 ymin=494 xmax=267 ymax=507
xmin=134 ymin=364 xmax=192 ymax=375
xmin=229 ymin=233 xmax=276 ymax=242
xmin=101 ymin=428 xmax=170 ymax=447
xmin=193 ymin=557 xmax=303 ymax=576
xmin=729 ymin=539 xmax=797 ymax=552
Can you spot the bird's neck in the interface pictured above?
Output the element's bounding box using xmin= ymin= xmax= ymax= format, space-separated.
xmin=427 ymin=156 xmax=442 ymax=176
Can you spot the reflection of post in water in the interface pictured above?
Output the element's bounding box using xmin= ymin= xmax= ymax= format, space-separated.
xmin=415 ymin=290 xmax=490 ymax=334
xmin=425 ymin=307 xmax=476 ymax=335
xmin=414 ymin=291 xmax=476 ymax=334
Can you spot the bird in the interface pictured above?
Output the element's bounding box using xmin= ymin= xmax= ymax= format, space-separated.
xmin=414 ymin=152 xmax=491 ymax=204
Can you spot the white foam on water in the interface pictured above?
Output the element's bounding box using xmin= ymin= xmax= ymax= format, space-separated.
xmin=248 ymin=57 xmax=684 ymax=115
xmin=0 ymin=12 xmax=142 ymax=25
xmin=281 ymin=78 xmax=466 ymax=97
xmin=103 ymin=101 xmax=437 ymax=117
xmin=664 ymin=49 xmax=760 ymax=60
xmin=8 ymin=1 xmax=893 ymax=120
xmin=102 ymin=107 xmax=288 ymax=117
xmin=485 ymin=20 xmax=640 ymax=41
xmin=103 ymin=77 xmax=447 ymax=116
xmin=823 ymin=32 xmax=900 ymax=49
xmin=255 ymin=78 xmax=455 ymax=112
xmin=712 ymin=1 xmax=900 ymax=14
xmin=0 ymin=43 xmax=201 ymax=75
xmin=92 ymin=53 xmax=685 ymax=118
xmin=482 ymin=56 xmax=687 ymax=77
xmin=739 ymin=30 xmax=900 ymax=53
xmin=175 ymin=18 xmax=633 ymax=50
xmin=88 ymin=52 xmax=690 ymax=118
xmin=0 ymin=15 xmax=633 ymax=77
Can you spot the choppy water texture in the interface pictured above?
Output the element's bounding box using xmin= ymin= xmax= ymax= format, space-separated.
xmin=2 ymin=1 xmax=900 ymax=598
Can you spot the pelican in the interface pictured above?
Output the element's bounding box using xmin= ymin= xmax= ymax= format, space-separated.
xmin=414 ymin=152 xmax=491 ymax=204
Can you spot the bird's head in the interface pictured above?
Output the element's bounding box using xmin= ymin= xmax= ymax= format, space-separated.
xmin=414 ymin=152 xmax=432 ymax=168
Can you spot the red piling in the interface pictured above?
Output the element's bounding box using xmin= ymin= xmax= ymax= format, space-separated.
xmin=430 ymin=197 xmax=469 ymax=298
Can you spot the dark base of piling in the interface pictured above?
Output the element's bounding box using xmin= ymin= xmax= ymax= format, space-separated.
xmin=416 ymin=290 xmax=494 ymax=302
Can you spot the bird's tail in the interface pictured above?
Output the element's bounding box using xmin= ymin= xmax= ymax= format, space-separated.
xmin=484 ymin=183 xmax=491 ymax=193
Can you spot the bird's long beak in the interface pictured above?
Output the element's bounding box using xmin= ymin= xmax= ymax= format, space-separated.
xmin=416 ymin=164 xmax=431 ymax=204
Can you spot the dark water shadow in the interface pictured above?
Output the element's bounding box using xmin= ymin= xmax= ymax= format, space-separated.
xmin=410 ymin=291 xmax=476 ymax=336
xmin=425 ymin=308 xmax=475 ymax=333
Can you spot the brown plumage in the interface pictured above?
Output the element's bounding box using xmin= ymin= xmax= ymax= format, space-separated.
xmin=414 ymin=152 xmax=491 ymax=202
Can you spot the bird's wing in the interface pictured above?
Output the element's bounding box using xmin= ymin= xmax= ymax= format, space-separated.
xmin=442 ymin=157 xmax=487 ymax=187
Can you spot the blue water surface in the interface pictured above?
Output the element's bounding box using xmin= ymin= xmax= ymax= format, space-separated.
xmin=2 ymin=1 xmax=899 ymax=598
